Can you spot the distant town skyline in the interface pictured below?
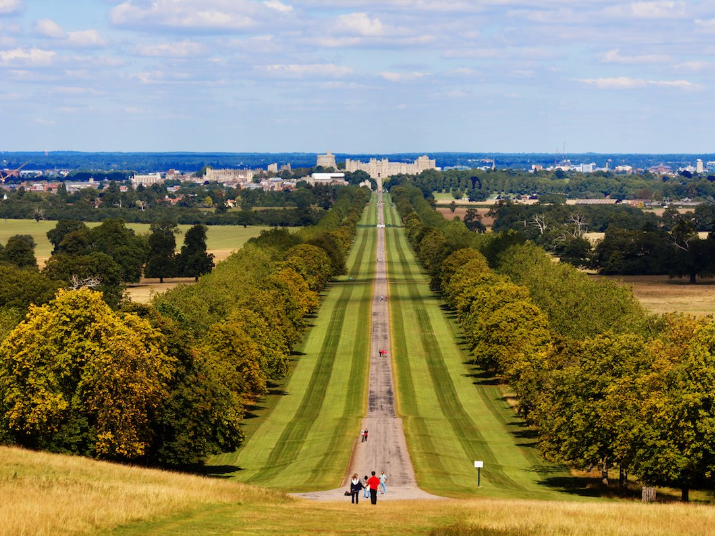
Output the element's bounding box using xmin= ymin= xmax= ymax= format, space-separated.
xmin=1 ymin=1 xmax=714 ymax=154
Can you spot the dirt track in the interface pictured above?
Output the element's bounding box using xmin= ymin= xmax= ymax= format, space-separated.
xmin=294 ymin=186 xmax=440 ymax=502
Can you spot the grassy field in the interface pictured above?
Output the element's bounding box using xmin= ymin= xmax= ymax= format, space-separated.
xmin=592 ymin=274 xmax=715 ymax=316
xmin=204 ymin=197 xmax=377 ymax=491
xmin=385 ymin=198 xmax=587 ymax=500
xmin=6 ymin=445 xmax=715 ymax=536
xmin=0 ymin=219 xmax=268 ymax=266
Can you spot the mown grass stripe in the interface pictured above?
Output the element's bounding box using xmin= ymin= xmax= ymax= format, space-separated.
xmin=245 ymin=207 xmax=374 ymax=484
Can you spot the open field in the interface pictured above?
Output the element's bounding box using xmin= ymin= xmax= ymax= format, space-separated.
xmin=592 ymin=274 xmax=715 ymax=316
xmin=204 ymin=197 xmax=377 ymax=491
xmin=385 ymin=200 xmax=582 ymax=500
xmin=436 ymin=206 xmax=495 ymax=227
xmin=7 ymin=439 xmax=715 ymax=536
xmin=0 ymin=219 xmax=268 ymax=267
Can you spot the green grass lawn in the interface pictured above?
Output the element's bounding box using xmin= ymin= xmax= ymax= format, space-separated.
xmin=205 ymin=197 xmax=377 ymax=491
xmin=0 ymin=219 xmax=268 ymax=261
xmin=385 ymin=199 xmax=592 ymax=501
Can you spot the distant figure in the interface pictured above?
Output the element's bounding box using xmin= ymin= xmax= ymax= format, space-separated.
xmin=360 ymin=429 xmax=365 ymax=442
xmin=367 ymin=471 xmax=381 ymax=504
xmin=363 ymin=475 xmax=370 ymax=499
xmin=350 ymin=473 xmax=364 ymax=504
xmin=379 ymin=471 xmax=387 ymax=494
xmin=364 ymin=429 xmax=368 ymax=442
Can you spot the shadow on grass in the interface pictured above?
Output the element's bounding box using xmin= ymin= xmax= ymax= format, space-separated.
xmin=187 ymin=464 xmax=244 ymax=479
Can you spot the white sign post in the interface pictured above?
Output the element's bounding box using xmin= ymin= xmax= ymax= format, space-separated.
xmin=474 ymin=461 xmax=484 ymax=487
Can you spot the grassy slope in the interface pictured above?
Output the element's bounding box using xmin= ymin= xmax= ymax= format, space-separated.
xmin=385 ymin=197 xmax=589 ymax=500
xmin=0 ymin=219 xmax=268 ymax=261
xmin=206 ymin=197 xmax=377 ymax=491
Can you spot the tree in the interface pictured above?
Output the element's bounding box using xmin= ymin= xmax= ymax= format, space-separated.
xmin=176 ymin=224 xmax=214 ymax=281
xmin=0 ymin=264 xmax=63 ymax=310
xmin=43 ymin=252 xmax=125 ymax=307
xmin=0 ymin=289 xmax=175 ymax=460
xmin=88 ymin=219 xmax=148 ymax=283
xmin=0 ymin=235 xmax=38 ymax=270
xmin=47 ymin=220 xmax=89 ymax=254
xmin=145 ymin=220 xmax=179 ymax=283
xmin=463 ymin=208 xmax=486 ymax=233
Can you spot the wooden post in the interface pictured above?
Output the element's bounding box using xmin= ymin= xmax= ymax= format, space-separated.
xmin=642 ymin=486 xmax=656 ymax=503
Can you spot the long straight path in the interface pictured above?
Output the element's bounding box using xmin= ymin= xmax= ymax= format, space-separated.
xmin=297 ymin=186 xmax=438 ymax=501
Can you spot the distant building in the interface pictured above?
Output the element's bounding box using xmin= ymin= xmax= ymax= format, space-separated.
xmin=307 ymin=172 xmax=348 ymax=186
xmin=280 ymin=163 xmax=292 ymax=172
xmin=316 ymin=151 xmax=337 ymax=169
xmin=707 ymin=161 xmax=715 ymax=173
xmin=204 ymin=168 xmax=254 ymax=183
xmin=65 ymin=178 xmax=98 ymax=194
xmin=696 ymin=159 xmax=704 ymax=173
xmin=131 ymin=173 xmax=163 ymax=187
xmin=267 ymin=163 xmax=279 ymax=173
xmin=344 ymin=155 xmax=438 ymax=179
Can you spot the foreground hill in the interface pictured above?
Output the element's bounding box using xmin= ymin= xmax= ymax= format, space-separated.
xmin=4 ymin=436 xmax=715 ymax=536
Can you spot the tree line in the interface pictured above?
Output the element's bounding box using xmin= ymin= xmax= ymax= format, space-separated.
xmin=490 ymin=201 xmax=715 ymax=282
xmin=0 ymin=185 xmax=370 ymax=466
xmin=386 ymin=168 xmax=715 ymax=202
xmin=392 ymin=182 xmax=715 ymax=501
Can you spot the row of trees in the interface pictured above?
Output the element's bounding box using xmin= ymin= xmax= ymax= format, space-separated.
xmin=386 ymin=168 xmax=715 ymax=202
xmin=0 ymin=186 xmax=370 ymax=466
xmin=392 ymin=182 xmax=715 ymax=500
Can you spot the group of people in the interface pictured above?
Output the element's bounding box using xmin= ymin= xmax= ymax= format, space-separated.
xmin=349 ymin=471 xmax=387 ymax=504
xmin=378 ymin=349 xmax=388 ymax=357
xmin=360 ymin=429 xmax=369 ymax=442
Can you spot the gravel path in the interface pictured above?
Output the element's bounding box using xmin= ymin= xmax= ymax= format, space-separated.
xmin=293 ymin=186 xmax=442 ymax=502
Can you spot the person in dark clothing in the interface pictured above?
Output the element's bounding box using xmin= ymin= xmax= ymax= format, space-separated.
xmin=349 ymin=473 xmax=364 ymax=504
xmin=367 ymin=471 xmax=380 ymax=505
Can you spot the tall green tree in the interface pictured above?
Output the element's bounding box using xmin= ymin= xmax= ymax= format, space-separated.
xmin=176 ymin=224 xmax=214 ymax=281
xmin=145 ymin=220 xmax=179 ymax=283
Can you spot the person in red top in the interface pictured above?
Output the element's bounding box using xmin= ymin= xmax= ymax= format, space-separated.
xmin=367 ymin=471 xmax=381 ymax=504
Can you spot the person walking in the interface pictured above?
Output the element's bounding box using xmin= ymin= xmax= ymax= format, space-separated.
xmin=363 ymin=475 xmax=370 ymax=499
xmin=367 ymin=471 xmax=381 ymax=505
xmin=364 ymin=429 xmax=368 ymax=442
xmin=360 ymin=429 xmax=365 ymax=442
xmin=379 ymin=471 xmax=387 ymax=495
xmin=349 ymin=473 xmax=364 ymax=504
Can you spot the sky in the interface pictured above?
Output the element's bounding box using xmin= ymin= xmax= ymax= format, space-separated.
xmin=0 ymin=0 xmax=714 ymax=153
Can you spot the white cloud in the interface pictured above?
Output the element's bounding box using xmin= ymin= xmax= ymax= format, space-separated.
xmin=673 ymin=60 xmax=711 ymax=72
xmin=134 ymin=40 xmax=206 ymax=57
xmin=695 ymin=19 xmax=715 ymax=32
xmin=35 ymin=19 xmax=107 ymax=48
xmin=337 ymin=12 xmax=385 ymax=36
xmin=578 ymin=77 xmax=698 ymax=90
xmin=35 ymin=18 xmax=66 ymax=39
xmin=604 ymin=1 xmax=687 ymax=19
xmin=0 ymin=47 xmax=55 ymax=66
xmin=599 ymin=48 xmax=670 ymax=64
xmin=256 ymin=63 xmax=353 ymax=77
xmin=379 ymin=71 xmax=429 ymax=82
xmin=264 ymin=0 xmax=292 ymax=13
xmin=64 ymin=30 xmax=108 ymax=49
xmin=110 ymin=0 xmax=270 ymax=31
xmin=0 ymin=0 xmax=23 ymax=16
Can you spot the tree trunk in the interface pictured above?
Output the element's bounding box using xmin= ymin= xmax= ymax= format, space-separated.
xmin=159 ymin=276 xmax=164 ymax=283
xmin=682 ymin=487 xmax=689 ymax=502
xmin=619 ymin=466 xmax=628 ymax=494
xmin=601 ymin=456 xmax=609 ymax=486
xmin=690 ymin=272 xmax=697 ymax=284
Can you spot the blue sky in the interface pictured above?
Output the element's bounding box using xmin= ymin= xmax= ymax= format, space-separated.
xmin=1 ymin=0 xmax=714 ymax=153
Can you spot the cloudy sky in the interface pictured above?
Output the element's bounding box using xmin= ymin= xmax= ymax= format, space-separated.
xmin=1 ymin=0 xmax=714 ymax=153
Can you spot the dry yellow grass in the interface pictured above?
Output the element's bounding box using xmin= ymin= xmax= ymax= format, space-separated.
xmin=0 ymin=446 xmax=285 ymax=536
xmin=593 ymin=275 xmax=715 ymax=316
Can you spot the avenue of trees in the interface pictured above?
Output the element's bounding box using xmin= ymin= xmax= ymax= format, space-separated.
xmin=0 ymin=185 xmax=370 ymax=466
xmin=392 ymin=182 xmax=715 ymax=501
